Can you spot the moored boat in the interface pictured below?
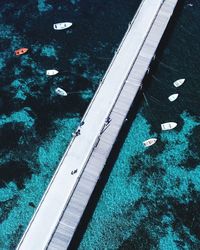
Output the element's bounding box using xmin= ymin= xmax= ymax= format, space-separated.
xmin=161 ymin=122 xmax=177 ymax=131
xmin=53 ymin=22 xmax=72 ymax=30
xmin=173 ymin=78 xmax=185 ymax=87
xmin=55 ymin=87 xmax=67 ymax=96
xmin=46 ymin=69 xmax=59 ymax=76
xmin=15 ymin=48 xmax=28 ymax=56
xmin=168 ymin=93 xmax=179 ymax=102
xmin=143 ymin=138 xmax=157 ymax=147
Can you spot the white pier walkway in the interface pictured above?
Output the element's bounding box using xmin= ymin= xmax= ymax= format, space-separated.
xmin=17 ymin=0 xmax=178 ymax=249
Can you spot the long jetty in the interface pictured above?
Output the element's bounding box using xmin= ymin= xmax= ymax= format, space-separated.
xmin=17 ymin=0 xmax=178 ymax=249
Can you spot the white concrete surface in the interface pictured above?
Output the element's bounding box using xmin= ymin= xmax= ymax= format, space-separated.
xmin=17 ymin=0 xmax=168 ymax=249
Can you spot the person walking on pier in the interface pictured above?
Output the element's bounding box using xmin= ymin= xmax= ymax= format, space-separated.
xmin=72 ymin=129 xmax=81 ymax=137
xmin=71 ymin=169 xmax=78 ymax=175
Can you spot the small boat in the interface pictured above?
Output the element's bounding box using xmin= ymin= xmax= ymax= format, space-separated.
xmin=55 ymin=87 xmax=67 ymax=96
xmin=161 ymin=122 xmax=177 ymax=131
xmin=15 ymin=48 xmax=28 ymax=56
xmin=168 ymin=93 xmax=179 ymax=102
xmin=46 ymin=69 xmax=59 ymax=76
xmin=143 ymin=138 xmax=157 ymax=147
xmin=53 ymin=22 xmax=72 ymax=30
xmin=173 ymin=79 xmax=185 ymax=87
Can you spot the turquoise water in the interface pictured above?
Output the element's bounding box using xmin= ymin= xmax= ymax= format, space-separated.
xmin=1 ymin=0 xmax=199 ymax=249
xmin=0 ymin=0 xmax=141 ymax=249
xmin=79 ymin=1 xmax=200 ymax=249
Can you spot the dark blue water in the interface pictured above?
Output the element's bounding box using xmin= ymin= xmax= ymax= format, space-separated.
xmin=0 ymin=0 xmax=199 ymax=249
xmin=78 ymin=1 xmax=200 ymax=249
xmin=0 ymin=0 xmax=141 ymax=249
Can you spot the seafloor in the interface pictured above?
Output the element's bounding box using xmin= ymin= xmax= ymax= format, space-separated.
xmin=0 ymin=0 xmax=199 ymax=249
xmin=79 ymin=1 xmax=200 ymax=249
xmin=0 ymin=0 xmax=141 ymax=249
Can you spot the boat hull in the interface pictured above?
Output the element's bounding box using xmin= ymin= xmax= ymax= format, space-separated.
xmin=46 ymin=70 xmax=59 ymax=76
xmin=168 ymin=93 xmax=179 ymax=102
xmin=53 ymin=22 xmax=72 ymax=30
xmin=15 ymin=48 xmax=28 ymax=56
xmin=173 ymin=78 xmax=185 ymax=87
xmin=55 ymin=87 xmax=67 ymax=96
xmin=143 ymin=138 xmax=157 ymax=147
xmin=161 ymin=122 xmax=177 ymax=130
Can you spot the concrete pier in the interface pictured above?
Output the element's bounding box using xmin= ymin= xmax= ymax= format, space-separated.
xmin=17 ymin=0 xmax=179 ymax=249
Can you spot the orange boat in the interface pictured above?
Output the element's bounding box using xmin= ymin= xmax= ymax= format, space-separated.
xmin=15 ymin=48 xmax=28 ymax=56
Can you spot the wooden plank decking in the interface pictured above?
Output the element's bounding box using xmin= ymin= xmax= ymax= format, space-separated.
xmin=17 ymin=0 xmax=179 ymax=249
xmin=47 ymin=1 xmax=179 ymax=249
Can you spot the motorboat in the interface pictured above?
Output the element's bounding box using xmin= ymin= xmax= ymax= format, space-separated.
xmin=53 ymin=22 xmax=72 ymax=30
xmin=168 ymin=93 xmax=179 ymax=102
xmin=15 ymin=48 xmax=28 ymax=56
xmin=46 ymin=69 xmax=59 ymax=76
xmin=161 ymin=122 xmax=177 ymax=131
xmin=55 ymin=87 xmax=67 ymax=96
xmin=173 ymin=78 xmax=185 ymax=87
xmin=143 ymin=138 xmax=157 ymax=147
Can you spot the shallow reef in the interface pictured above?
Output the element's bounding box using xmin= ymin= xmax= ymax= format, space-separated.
xmin=0 ymin=0 xmax=139 ymax=248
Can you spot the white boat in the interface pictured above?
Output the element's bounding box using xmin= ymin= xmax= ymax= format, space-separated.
xmin=53 ymin=22 xmax=72 ymax=30
xmin=46 ymin=69 xmax=59 ymax=76
xmin=168 ymin=93 xmax=179 ymax=102
xmin=143 ymin=138 xmax=157 ymax=147
xmin=55 ymin=87 xmax=67 ymax=96
xmin=161 ymin=122 xmax=177 ymax=131
xmin=173 ymin=78 xmax=185 ymax=87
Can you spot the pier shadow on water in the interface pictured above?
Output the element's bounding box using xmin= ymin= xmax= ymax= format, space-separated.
xmin=76 ymin=1 xmax=200 ymax=249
